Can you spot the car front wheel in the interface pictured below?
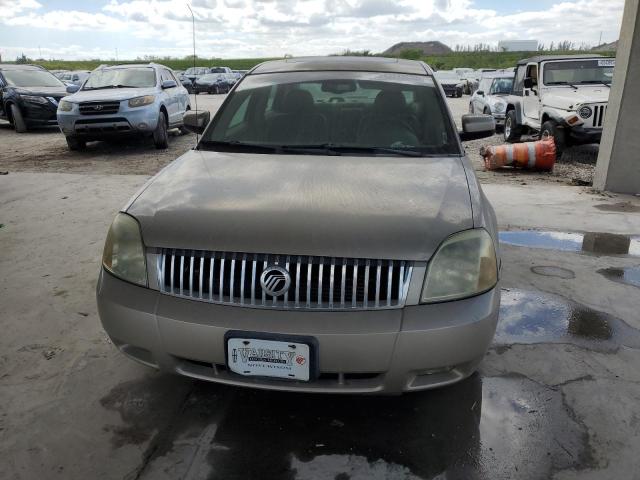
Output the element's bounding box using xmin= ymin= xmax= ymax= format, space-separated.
xmin=153 ymin=112 xmax=169 ymax=149
xmin=10 ymin=104 xmax=28 ymax=133
xmin=541 ymin=120 xmax=567 ymax=158
xmin=65 ymin=136 xmax=86 ymax=151
xmin=504 ymin=110 xmax=522 ymax=143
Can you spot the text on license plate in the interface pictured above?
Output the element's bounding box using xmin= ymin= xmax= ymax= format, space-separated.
xmin=227 ymin=337 xmax=311 ymax=381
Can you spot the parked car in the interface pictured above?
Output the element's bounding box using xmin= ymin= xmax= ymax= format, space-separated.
xmin=433 ymin=70 xmax=465 ymax=97
xmin=51 ymin=69 xmax=69 ymax=79
xmin=0 ymin=64 xmax=68 ymax=132
xmin=469 ymin=72 xmax=515 ymax=130
xmin=209 ymin=66 xmax=233 ymax=74
xmin=96 ymin=56 xmax=499 ymax=394
xmin=175 ymin=71 xmax=194 ymax=93
xmin=504 ymin=54 xmax=614 ymax=155
xmin=454 ymin=68 xmax=475 ymax=94
xmin=58 ymin=70 xmax=90 ymax=86
xmin=184 ymin=66 xmax=209 ymax=83
xmin=193 ymin=73 xmax=232 ymax=94
xmin=57 ymin=63 xmax=191 ymax=150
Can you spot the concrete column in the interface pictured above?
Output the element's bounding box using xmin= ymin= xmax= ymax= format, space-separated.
xmin=594 ymin=0 xmax=640 ymax=194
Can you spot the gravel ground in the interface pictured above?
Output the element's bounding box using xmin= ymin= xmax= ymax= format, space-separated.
xmin=447 ymin=96 xmax=598 ymax=186
xmin=0 ymin=93 xmax=598 ymax=185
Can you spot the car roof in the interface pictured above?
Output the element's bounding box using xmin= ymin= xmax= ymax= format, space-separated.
xmin=516 ymin=54 xmax=605 ymax=65
xmin=0 ymin=64 xmax=46 ymax=71
xmin=99 ymin=63 xmax=166 ymax=70
xmin=251 ymin=56 xmax=432 ymax=76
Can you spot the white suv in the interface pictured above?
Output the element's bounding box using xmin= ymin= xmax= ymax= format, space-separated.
xmin=504 ymin=54 xmax=614 ymax=155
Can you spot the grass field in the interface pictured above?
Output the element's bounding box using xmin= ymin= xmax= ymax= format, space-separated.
xmin=18 ymin=50 xmax=615 ymax=72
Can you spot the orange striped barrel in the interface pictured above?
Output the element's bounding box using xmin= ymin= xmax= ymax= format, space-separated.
xmin=481 ymin=136 xmax=556 ymax=171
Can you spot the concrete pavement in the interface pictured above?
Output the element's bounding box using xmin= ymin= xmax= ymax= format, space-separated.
xmin=2 ymin=171 xmax=640 ymax=479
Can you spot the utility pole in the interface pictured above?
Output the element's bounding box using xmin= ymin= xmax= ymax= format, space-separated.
xmin=599 ymin=31 xmax=603 ymax=46
xmin=115 ymin=47 xmax=118 ymax=61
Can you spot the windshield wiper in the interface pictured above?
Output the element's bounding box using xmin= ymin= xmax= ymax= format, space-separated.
xmin=546 ymin=82 xmax=579 ymax=90
xmin=282 ymin=144 xmax=425 ymax=157
xmin=82 ymin=84 xmax=139 ymax=91
xmin=200 ymin=141 xmax=425 ymax=157
xmin=577 ymin=81 xmax=611 ymax=89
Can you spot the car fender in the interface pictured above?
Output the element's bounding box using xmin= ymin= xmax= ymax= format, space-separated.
xmin=541 ymin=106 xmax=581 ymax=127
xmin=505 ymin=97 xmax=524 ymax=124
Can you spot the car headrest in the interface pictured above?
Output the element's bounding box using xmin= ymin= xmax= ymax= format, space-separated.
xmin=373 ymin=90 xmax=408 ymax=115
xmin=282 ymin=89 xmax=315 ymax=113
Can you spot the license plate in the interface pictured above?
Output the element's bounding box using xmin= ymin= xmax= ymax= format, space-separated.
xmin=226 ymin=337 xmax=311 ymax=381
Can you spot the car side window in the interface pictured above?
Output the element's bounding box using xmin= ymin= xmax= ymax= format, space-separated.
xmin=512 ymin=66 xmax=526 ymax=95
xmin=526 ymin=64 xmax=538 ymax=85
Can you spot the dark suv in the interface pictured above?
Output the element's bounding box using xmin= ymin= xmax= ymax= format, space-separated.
xmin=0 ymin=64 xmax=69 ymax=132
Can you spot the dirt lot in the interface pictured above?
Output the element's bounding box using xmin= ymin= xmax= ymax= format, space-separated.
xmin=0 ymin=94 xmax=598 ymax=185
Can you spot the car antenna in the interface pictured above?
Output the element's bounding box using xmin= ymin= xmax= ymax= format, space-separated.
xmin=187 ymin=3 xmax=199 ymax=145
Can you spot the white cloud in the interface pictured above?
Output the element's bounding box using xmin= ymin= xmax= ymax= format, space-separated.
xmin=0 ymin=0 xmax=625 ymax=59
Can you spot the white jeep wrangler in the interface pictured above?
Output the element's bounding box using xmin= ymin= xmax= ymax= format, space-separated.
xmin=504 ymin=54 xmax=615 ymax=155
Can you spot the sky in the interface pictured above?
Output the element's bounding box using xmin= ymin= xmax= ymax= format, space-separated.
xmin=0 ymin=0 xmax=625 ymax=61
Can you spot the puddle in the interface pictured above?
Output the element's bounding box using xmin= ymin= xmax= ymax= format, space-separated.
xmin=598 ymin=266 xmax=640 ymax=289
xmin=496 ymin=289 xmax=640 ymax=351
xmin=531 ymin=266 xmax=576 ymax=279
xmin=499 ymin=231 xmax=640 ymax=257
xmin=594 ymin=202 xmax=640 ymax=213
xmin=159 ymin=375 xmax=590 ymax=480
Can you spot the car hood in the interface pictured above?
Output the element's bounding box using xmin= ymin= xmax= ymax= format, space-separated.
xmin=542 ymin=86 xmax=610 ymax=109
xmin=65 ymin=87 xmax=157 ymax=102
xmin=13 ymin=86 xmax=68 ymax=97
xmin=127 ymin=150 xmax=474 ymax=261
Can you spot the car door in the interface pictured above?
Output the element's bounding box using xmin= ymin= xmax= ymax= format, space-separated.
xmin=523 ymin=63 xmax=540 ymax=121
xmin=170 ymin=71 xmax=189 ymax=115
xmin=160 ymin=69 xmax=179 ymax=125
xmin=0 ymin=75 xmax=6 ymax=119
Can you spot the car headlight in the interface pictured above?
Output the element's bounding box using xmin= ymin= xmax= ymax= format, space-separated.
xmin=421 ymin=229 xmax=498 ymax=303
xmin=493 ymin=102 xmax=506 ymax=113
xmin=22 ymin=95 xmax=48 ymax=105
xmin=102 ymin=213 xmax=147 ymax=287
xmin=128 ymin=95 xmax=155 ymax=108
xmin=578 ymin=106 xmax=593 ymax=119
xmin=58 ymin=100 xmax=73 ymax=112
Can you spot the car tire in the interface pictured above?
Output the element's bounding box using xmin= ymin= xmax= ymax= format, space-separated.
xmin=504 ymin=110 xmax=522 ymax=143
xmin=65 ymin=136 xmax=86 ymax=151
xmin=541 ymin=120 xmax=567 ymax=158
xmin=214 ymin=85 xmax=220 ymax=94
xmin=10 ymin=104 xmax=27 ymax=133
xmin=153 ymin=112 xmax=169 ymax=149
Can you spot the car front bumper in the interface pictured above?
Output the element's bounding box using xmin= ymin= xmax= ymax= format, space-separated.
xmin=97 ymin=268 xmax=500 ymax=394
xmin=493 ymin=113 xmax=506 ymax=125
xmin=567 ymin=126 xmax=602 ymax=144
xmin=57 ymin=103 xmax=160 ymax=138
xmin=20 ymin=101 xmax=59 ymax=126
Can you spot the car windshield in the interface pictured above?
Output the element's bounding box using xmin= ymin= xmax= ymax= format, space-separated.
xmin=490 ymin=77 xmax=514 ymax=94
xmin=200 ymin=74 xmax=221 ymax=81
xmin=2 ymin=69 xmax=64 ymax=87
xmin=210 ymin=67 xmax=227 ymax=73
xmin=83 ymin=68 xmax=156 ymax=89
xmin=543 ymin=59 xmax=615 ymax=85
xmin=200 ymin=71 xmax=459 ymax=156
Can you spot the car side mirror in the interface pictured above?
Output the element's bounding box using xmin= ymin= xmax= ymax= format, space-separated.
xmin=523 ymin=77 xmax=535 ymax=89
xmin=66 ymin=84 xmax=80 ymax=93
xmin=161 ymin=80 xmax=177 ymax=89
xmin=183 ymin=110 xmax=210 ymax=134
xmin=476 ymin=90 xmax=484 ymax=96
xmin=459 ymin=114 xmax=495 ymax=141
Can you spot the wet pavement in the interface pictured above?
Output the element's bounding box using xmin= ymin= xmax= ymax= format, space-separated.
xmin=496 ymin=289 xmax=640 ymax=351
xmin=598 ymin=266 xmax=640 ymax=289
xmin=102 ymin=371 xmax=592 ymax=480
xmin=499 ymin=230 xmax=640 ymax=257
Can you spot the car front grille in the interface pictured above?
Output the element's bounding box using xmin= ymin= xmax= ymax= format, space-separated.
xmin=157 ymin=249 xmax=413 ymax=310
xmin=79 ymin=101 xmax=120 ymax=115
xmin=584 ymin=104 xmax=607 ymax=128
